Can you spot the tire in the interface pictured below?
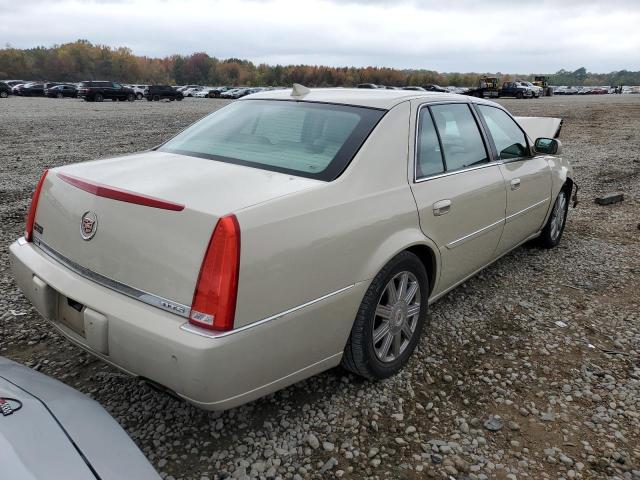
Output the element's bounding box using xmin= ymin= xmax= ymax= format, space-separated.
xmin=153 ymin=95 xmax=160 ymax=101
xmin=538 ymin=188 xmax=569 ymax=249
xmin=136 ymin=93 xmax=143 ymax=100
xmin=169 ymin=97 xmax=175 ymax=101
xmin=127 ymin=93 xmax=135 ymax=102
xmin=0 ymin=91 xmax=7 ymax=98
xmin=95 ymin=93 xmax=103 ymax=102
xmin=342 ymin=251 xmax=429 ymax=380
xmin=56 ymin=93 xmax=63 ymax=99
xmin=176 ymin=96 xmax=183 ymax=101
xmin=516 ymin=92 xmax=523 ymax=99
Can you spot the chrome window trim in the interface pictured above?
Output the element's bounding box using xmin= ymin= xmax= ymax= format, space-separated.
xmin=445 ymin=218 xmax=505 ymax=250
xmin=32 ymin=237 xmax=191 ymax=318
xmin=505 ymin=198 xmax=550 ymax=223
xmin=180 ymin=284 xmax=356 ymax=339
xmin=413 ymin=101 xmax=497 ymax=183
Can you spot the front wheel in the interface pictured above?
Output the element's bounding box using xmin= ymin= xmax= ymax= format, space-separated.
xmin=342 ymin=251 xmax=429 ymax=379
xmin=516 ymin=91 xmax=523 ymax=99
xmin=176 ymin=96 xmax=183 ymax=101
xmin=153 ymin=95 xmax=160 ymax=101
xmin=539 ymin=189 xmax=569 ymax=248
xmin=136 ymin=93 xmax=143 ymax=100
xmin=0 ymin=91 xmax=8 ymax=98
xmin=127 ymin=93 xmax=135 ymax=102
xmin=95 ymin=93 xmax=103 ymax=102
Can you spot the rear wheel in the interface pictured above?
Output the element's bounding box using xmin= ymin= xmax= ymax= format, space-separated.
xmin=0 ymin=91 xmax=8 ymax=98
xmin=56 ymin=92 xmax=63 ymax=99
xmin=95 ymin=93 xmax=103 ymax=102
xmin=127 ymin=93 xmax=135 ymax=102
xmin=153 ymin=95 xmax=160 ymax=101
xmin=176 ymin=96 xmax=183 ymax=101
xmin=516 ymin=91 xmax=523 ymax=99
xmin=136 ymin=93 xmax=143 ymax=100
xmin=539 ymin=189 xmax=569 ymax=248
xmin=342 ymin=251 xmax=429 ymax=379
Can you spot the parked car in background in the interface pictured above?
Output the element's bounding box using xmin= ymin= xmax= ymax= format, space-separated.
xmin=11 ymin=83 xmax=25 ymax=94
xmin=402 ymin=86 xmax=426 ymax=91
xmin=194 ymin=88 xmax=215 ymax=98
xmin=500 ymin=81 xmax=533 ymax=99
xmin=10 ymin=87 xmax=575 ymax=411
xmin=207 ymin=86 xmax=232 ymax=97
xmin=145 ymin=85 xmax=183 ymax=101
xmin=0 ymin=81 xmax=11 ymax=98
xmin=518 ymin=81 xmax=542 ymax=98
xmin=221 ymin=88 xmax=253 ymax=99
xmin=0 ymin=356 xmax=160 ymax=479
xmin=182 ymin=87 xmax=205 ymax=97
xmin=77 ymin=81 xmax=136 ymax=102
xmin=3 ymin=79 xmax=25 ymax=88
xmin=127 ymin=84 xmax=150 ymax=100
xmin=45 ymin=84 xmax=78 ymax=98
xmin=177 ymin=85 xmax=200 ymax=92
xmin=422 ymin=84 xmax=448 ymax=92
xmin=15 ymin=82 xmax=46 ymax=96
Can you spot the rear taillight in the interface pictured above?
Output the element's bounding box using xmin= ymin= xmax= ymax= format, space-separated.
xmin=189 ymin=215 xmax=241 ymax=331
xmin=25 ymin=170 xmax=48 ymax=242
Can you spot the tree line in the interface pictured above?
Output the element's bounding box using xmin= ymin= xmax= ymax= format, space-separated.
xmin=1 ymin=40 xmax=638 ymax=87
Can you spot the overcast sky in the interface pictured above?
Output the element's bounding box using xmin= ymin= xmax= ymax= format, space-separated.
xmin=1 ymin=0 xmax=639 ymax=73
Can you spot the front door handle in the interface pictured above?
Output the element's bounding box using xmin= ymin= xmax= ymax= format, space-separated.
xmin=433 ymin=199 xmax=452 ymax=216
xmin=510 ymin=178 xmax=521 ymax=190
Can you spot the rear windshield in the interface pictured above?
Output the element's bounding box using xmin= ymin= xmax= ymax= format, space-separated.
xmin=159 ymin=99 xmax=385 ymax=181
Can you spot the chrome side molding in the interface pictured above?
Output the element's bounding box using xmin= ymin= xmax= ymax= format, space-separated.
xmin=32 ymin=237 xmax=192 ymax=318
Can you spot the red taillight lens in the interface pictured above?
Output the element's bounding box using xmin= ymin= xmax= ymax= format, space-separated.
xmin=189 ymin=215 xmax=241 ymax=331
xmin=25 ymin=170 xmax=49 ymax=242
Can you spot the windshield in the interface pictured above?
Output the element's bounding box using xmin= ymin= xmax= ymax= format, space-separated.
xmin=159 ymin=99 xmax=385 ymax=181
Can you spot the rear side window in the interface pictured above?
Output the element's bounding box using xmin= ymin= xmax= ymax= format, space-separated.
xmin=159 ymin=100 xmax=385 ymax=181
xmin=477 ymin=105 xmax=528 ymax=160
xmin=429 ymin=103 xmax=488 ymax=171
xmin=416 ymin=109 xmax=445 ymax=179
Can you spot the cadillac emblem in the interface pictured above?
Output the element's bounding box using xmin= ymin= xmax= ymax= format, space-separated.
xmin=80 ymin=211 xmax=98 ymax=240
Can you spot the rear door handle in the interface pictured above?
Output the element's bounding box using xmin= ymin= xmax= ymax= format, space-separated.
xmin=510 ymin=178 xmax=521 ymax=190
xmin=433 ymin=199 xmax=452 ymax=216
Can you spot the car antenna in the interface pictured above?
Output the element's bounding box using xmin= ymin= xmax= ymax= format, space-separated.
xmin=291 ymin=83 xmax=310 ymax=97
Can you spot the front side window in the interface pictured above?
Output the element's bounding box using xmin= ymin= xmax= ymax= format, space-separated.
xmin=429 ymin=103 xmax=488 ymax=171
xmin=416 ymin=108 xmax=445 ymax=179
xmin=477 ymin=105 xmax=528 ymax=160
xmin=159 ymin=100 xmax=385 ymax=181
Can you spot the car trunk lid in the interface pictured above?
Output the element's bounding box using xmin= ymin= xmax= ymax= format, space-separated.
xmin=32 ymin=150 xmax=321 ymax=311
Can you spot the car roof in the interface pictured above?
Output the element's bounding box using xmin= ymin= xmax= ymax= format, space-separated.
xmin=242 ymin=87 xmax=494 ymax=110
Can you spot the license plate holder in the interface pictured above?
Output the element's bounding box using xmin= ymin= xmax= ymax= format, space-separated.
xmin=57 ymin=294 xmax=86 ymax=337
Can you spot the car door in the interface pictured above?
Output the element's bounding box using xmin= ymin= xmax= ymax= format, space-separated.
xmin=475 ymin=104 xmax=552 ymax=256
xmin=409 ymin=101 xmax=507 ymax=295
xmin=111 ymin=82 xmax=124 ymax=99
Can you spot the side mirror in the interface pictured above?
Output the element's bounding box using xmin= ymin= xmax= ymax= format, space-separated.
xmin=534 ymin=137 xmax=562 ymax=155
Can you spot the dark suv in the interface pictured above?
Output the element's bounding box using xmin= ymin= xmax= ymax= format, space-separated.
xmin=77 ymin=81 xmax=136 ymax=102
xmin=144 ymin=85 xmax=183 ymax=101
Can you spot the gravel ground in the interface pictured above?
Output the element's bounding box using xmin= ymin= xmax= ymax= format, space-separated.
xmin=1 ymin=95 xmax=639 ymax=480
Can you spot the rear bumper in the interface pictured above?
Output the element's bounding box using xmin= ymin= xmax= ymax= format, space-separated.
xmin=10 ymin=239 xmax=362 ymax=410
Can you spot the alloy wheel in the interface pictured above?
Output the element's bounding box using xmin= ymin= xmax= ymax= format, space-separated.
xmin=372 ymin=271 xmax=421 ymax=363
xmin=550 ymin=192 xmax=567 ymax=242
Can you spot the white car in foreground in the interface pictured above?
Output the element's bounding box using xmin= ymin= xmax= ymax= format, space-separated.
xmin=10 ymin=87 xmax=575 ymax=410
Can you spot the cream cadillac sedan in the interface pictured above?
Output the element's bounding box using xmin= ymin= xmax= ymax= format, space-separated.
xmin=10 ymin=87 xmax=575 ymax=410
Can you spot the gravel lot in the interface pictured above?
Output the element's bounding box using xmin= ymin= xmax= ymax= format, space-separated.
xmin=1 ymin=95 xmax=639 ymax=480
